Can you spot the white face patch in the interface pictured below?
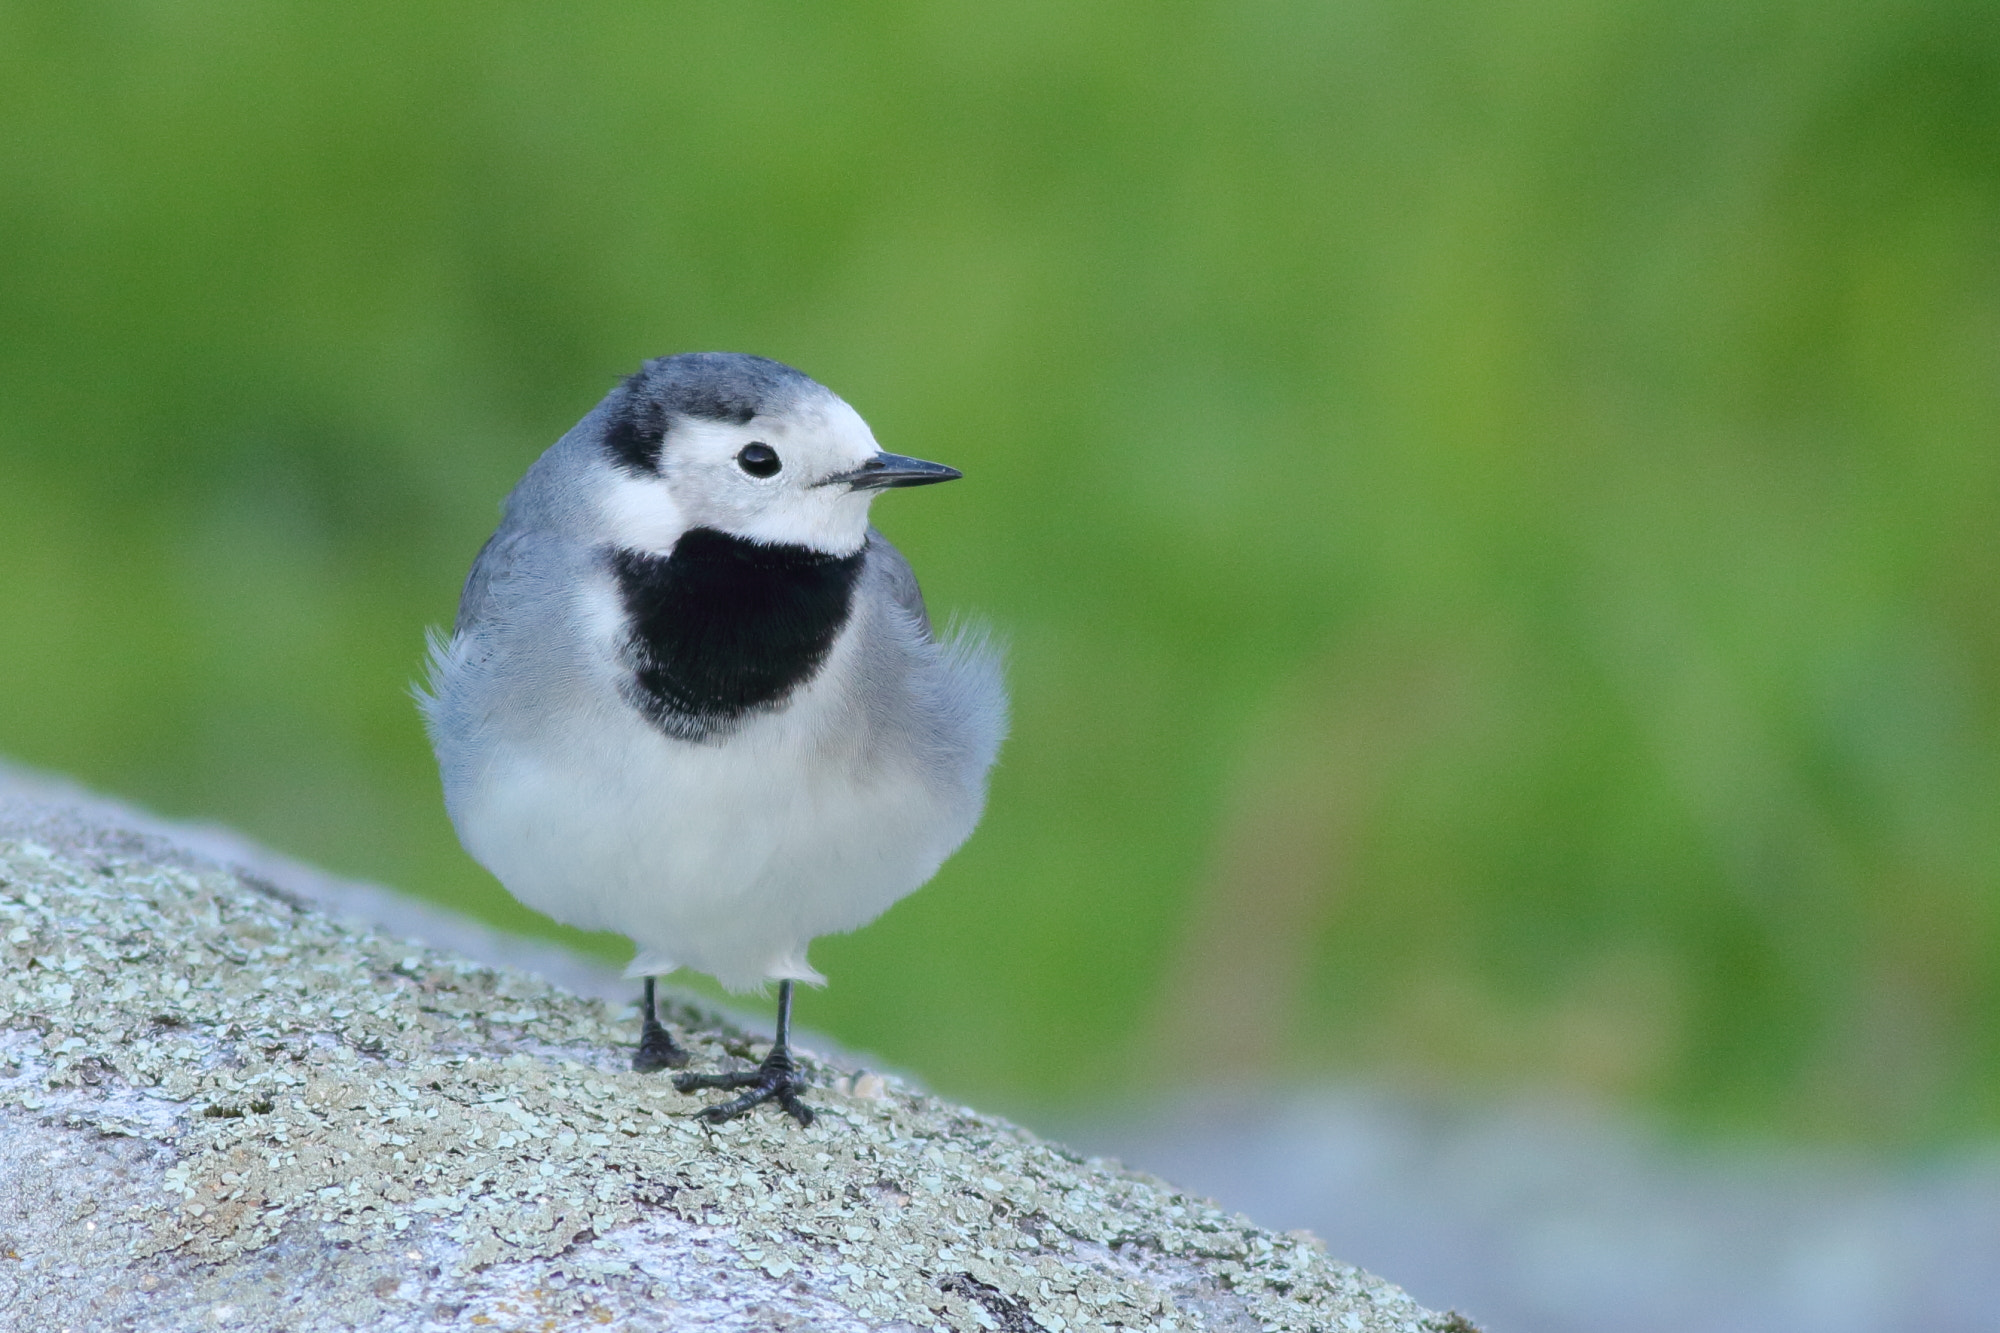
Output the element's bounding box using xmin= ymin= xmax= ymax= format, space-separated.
xmin=645 ymin=395 xmax=886 ymax=555
xmin=599 ymin=474 xmax=687 ymax=556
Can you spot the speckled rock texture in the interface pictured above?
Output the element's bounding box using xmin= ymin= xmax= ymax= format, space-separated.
xmin=0 ymin=803 xmax=1463 ymax=1333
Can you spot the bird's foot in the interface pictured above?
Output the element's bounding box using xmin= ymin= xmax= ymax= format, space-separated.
xmin=631 ymin=1018 xmax=690 ymax=1072
xmin=674 ymin=1046 xmax=813 ymax=1126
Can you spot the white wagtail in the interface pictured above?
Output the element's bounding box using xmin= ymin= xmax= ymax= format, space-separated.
xmin=420 ymin=353 xmax=1006 ymax=1125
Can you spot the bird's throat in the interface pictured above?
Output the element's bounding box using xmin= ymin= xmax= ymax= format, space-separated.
xmin=608 ymin=527 xmax=865 ymax=743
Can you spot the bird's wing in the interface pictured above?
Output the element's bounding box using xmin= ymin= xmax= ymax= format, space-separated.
xmin=454 ymin=527 xmax=533 ymax=634
xmin=865 ymin=528 xmax=932 ymax=640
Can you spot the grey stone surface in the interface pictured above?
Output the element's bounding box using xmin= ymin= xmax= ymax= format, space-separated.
xmin=0 ymin=796 xmax=1462 ymax=1332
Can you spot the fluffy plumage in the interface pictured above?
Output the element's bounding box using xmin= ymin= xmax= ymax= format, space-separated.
xmin=420 ymin=353 xmax=1006 ymax=992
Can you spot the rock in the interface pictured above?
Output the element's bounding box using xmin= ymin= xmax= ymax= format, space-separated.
xmin=0 ymin=793 xmax=1463 ymax=1332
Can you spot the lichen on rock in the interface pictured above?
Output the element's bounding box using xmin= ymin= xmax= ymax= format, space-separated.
xmin=0 ymin=815 xmax=1460 ymax=1332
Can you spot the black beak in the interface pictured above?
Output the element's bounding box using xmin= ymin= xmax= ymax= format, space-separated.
xmin=822 ymin=452 xmax=963 ymax=490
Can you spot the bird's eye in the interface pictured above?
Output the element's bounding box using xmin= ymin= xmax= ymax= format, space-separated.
xmin=736 ymin=443 xmax=781 ymax=478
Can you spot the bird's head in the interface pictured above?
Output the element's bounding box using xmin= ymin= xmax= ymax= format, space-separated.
xmin=590 ymin=352 xmax=959 ymax=556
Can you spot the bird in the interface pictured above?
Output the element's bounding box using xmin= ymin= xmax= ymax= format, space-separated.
xmin=419 ymin=352 xmax=1006 ymax=1126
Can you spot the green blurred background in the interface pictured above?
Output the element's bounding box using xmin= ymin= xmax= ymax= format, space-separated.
xmin=2 ymin=0 xmax=1996 ymax=1145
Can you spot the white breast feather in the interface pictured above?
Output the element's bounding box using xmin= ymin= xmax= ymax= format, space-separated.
xmin=427 ymin=575 xmax=999 ymax=992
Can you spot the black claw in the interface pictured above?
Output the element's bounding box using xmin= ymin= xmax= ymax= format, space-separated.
xmin=631 ymin=976 xmax=690 ymax=1072
xmin=675 ymin=1048 xmax=814 ymax=1126
xmin=632 ymin=1019 xmax=689 ymax=1072
xmin=669 ymin=979 xmax=812 ymax=1126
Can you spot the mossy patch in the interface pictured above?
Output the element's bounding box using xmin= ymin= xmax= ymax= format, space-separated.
xmin=0 ymin=834 xmax=1457 ymax=1332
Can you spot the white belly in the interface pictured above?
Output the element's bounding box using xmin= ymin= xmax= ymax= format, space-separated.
xmin=444 ymin=659 xmax=976 ymax=992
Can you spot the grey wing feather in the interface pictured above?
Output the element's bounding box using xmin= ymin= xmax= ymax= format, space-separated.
xmin=865 ymin=528 xmax=932 ymax=639
xmin=454 ymin=528 xmax=532 ymax=634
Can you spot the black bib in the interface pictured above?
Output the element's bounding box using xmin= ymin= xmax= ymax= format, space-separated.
xmin=609 ymin=527 xmax=865 ymax=743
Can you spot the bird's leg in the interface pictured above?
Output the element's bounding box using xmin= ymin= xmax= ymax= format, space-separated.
xmin=673 ymin=979 xmax=813 ymax=1126
xmin=632 ymin=976 xmax=690 ymax=1071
